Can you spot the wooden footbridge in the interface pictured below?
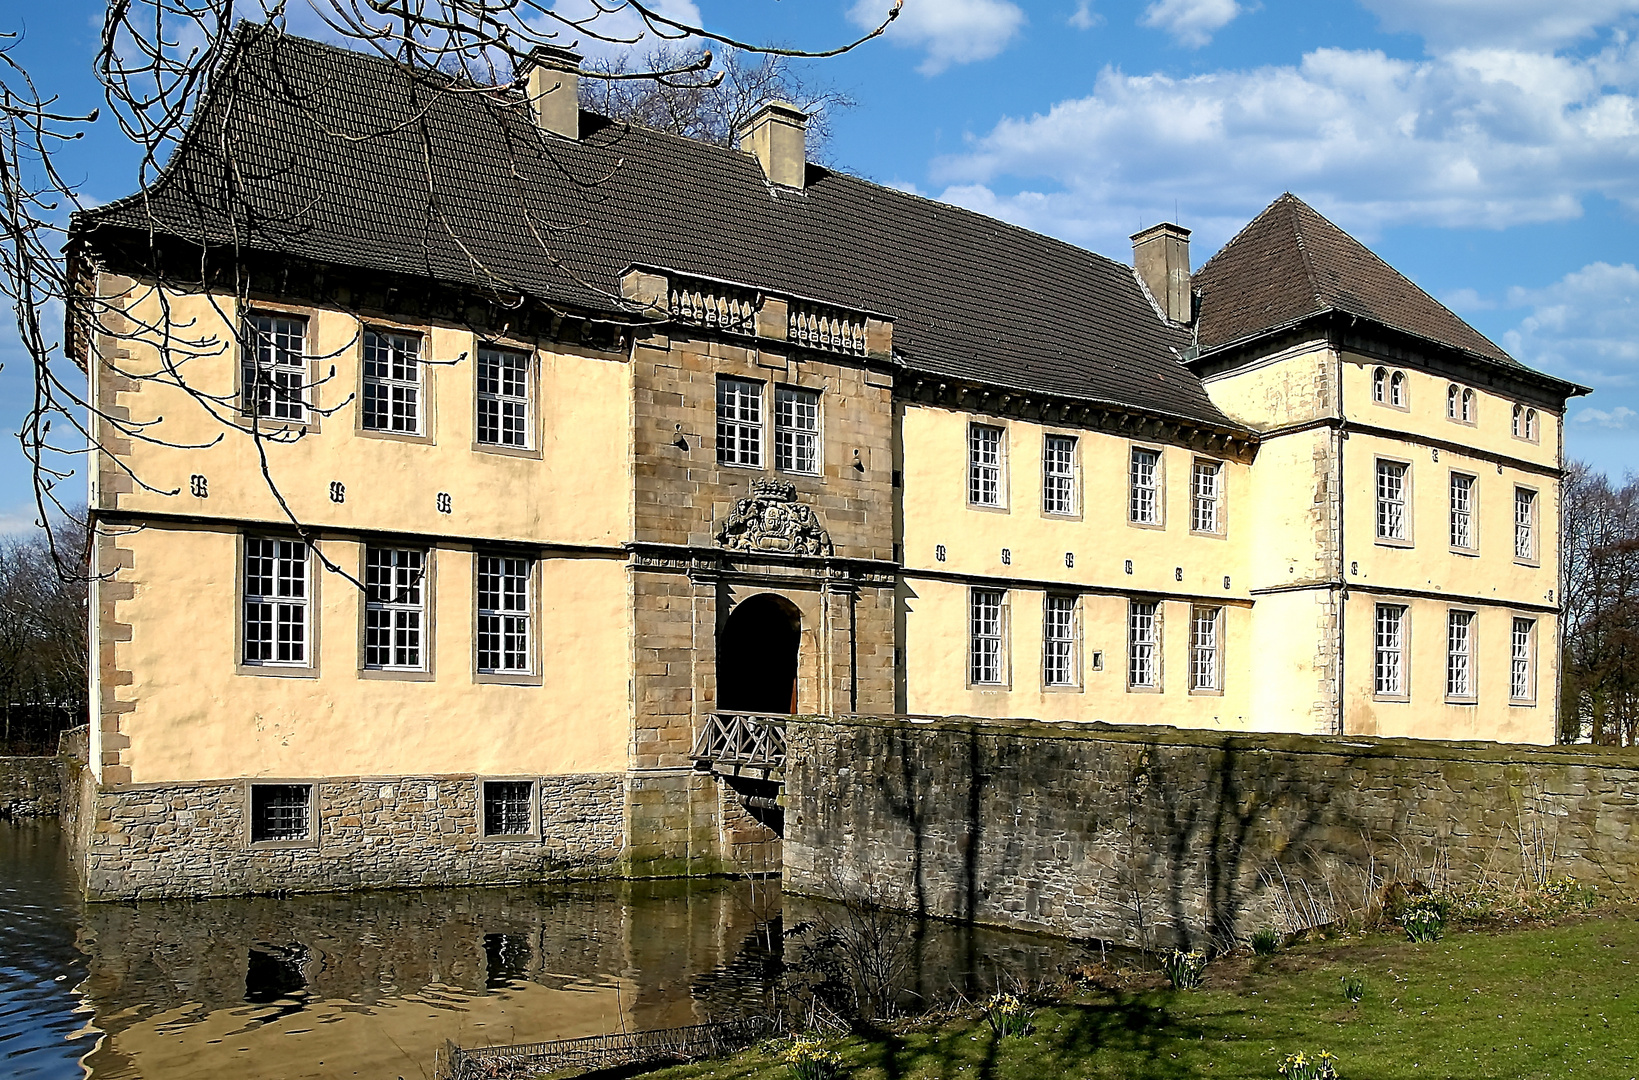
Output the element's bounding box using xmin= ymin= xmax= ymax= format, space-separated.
xmin=442 ymin=1017 xmax=774 ymax=1080
xmin=689 ymin=712 xmax=787 ymax=778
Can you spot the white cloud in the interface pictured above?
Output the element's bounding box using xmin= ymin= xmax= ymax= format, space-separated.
xmin=1574 ymin=406 xmax=1639 ymax=428
xmin=1357 ymin=0 xmax=1639 ymax=51
xmin=850 ymin=0 xmax=1027 ymax=75
xmin=1139 ymin=0 xmax=1241 ymax=48
xmin=924 ymin=39 xmax=1639 ymax=256
xmin=1069 ymin=1 xmax=1102 ymax=31
xmin=1501 ymin=261 xmax=1639 ymax=388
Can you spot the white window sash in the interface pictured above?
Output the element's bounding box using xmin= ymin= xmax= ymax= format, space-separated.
xmin=243 ymin=537 xmax=309 ymax=666
xmin=364 ymin=547 xmax=426 ymax=670
xmin=243 ymin=316 xmax=308 ymax=422
xmin=477 ymin=554 xmax=532 ymax=673
xmin=1375 ymin=605 xmax=1406 ymax=696
xmin=1192 ymin=460 xmax=1221 ymax=533
xmin=1446 ymin=611 xmax=1473 ymax=698
xmin=1450 ymin=475 xmax=1474 ymax=549
xmin=1128 ymin=602 xmax=1158 ymax=687
xmin=1511 ymin=618 xmax=1535 ymax=700
xmin=1377 ymin=462 xmax=1407 ymax=540
xmin=970 ymin=589 xmax=1005 ymax=684
xmin=1515 ymin=490 xmax=1536 ymax=560
xmin=477 ymin=348 xmax=531 ymax=448
xmin=362 ymin=330 xmax=423 ymax=435
xmin=1043 ymin=595 xmax=1076 ymax=686
xmin=1190 ymin=607 xmax=1220 ymax=690
xmin=1042 ymin=435 xmax=1077 ymax=516
xmin=717 ymin=378 xmax=764 ymax=467
xmin=1130 ymin=449 xmax=1160 ymax=524
xmin=774 ymin=387 xmax=820 ymax=474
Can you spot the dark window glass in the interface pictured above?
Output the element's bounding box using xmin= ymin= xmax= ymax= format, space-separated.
xmin=251 ymin=784 xmax=311 ymax=842
xmin=483 ymin=780 xmax=533 ymax=836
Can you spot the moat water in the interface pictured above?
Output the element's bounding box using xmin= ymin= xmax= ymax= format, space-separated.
xmin=1 ymin=819 xmax=1098 ymax=1079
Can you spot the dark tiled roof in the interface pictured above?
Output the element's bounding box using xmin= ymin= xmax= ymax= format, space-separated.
xmin=80 ymin=25 xmax=1239 ymax=431
xmin=1194 ymin=193 xmax=1519 ymax=367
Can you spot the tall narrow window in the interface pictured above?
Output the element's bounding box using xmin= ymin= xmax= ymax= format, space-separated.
xmin=1374 ymin=604 xmax=1407 ymax=697
xmin=970 ymin=588 xmax=1006 ymax=685
xmin=1446 ymin=384 xmax=1459 ymax=419
xmin=362 ymin=330 xmax=422 ymax=434
xmin=1376 ymin=461 xmax=1408 ymax=541
xmin=1043 ymin=594 xmax=1077 ymax=687
xmin=477 ymin=554 xmax=531 ymax=674
xmin=1389 ymin=370 xmax=1406 ymax=407
xmin=243 ymin=537 xmax=309 ymax=666
xmin=717 ymin=377 xmax=763 ymax=467
xmin=1373 ymin=367 xmax=1387 ymax=403
xmin=969 ymin=424 xmax=1004 ymax=506
xmin=1191 ymin=459 xmax=1222 ymax=533
xmin=1449 ymin=473 xmax=1475 ymax=550
xmin=1130 ymin=447 xmax=1161 ymax=525
xmin=1462 ymin=388 xmax=1475 ymax=422
xmin=1128 ymin=600 xmax=1159 ymax=689
xmin=1446 ymin=610 xmax=1474 ymax=699
xmin=1524 ymin=408 xmax=1539 ymax=441
xmin=774 ymin=386 xmax=820 ymax=474
xmin=1515 ymin=488 xmax=1537 ymax=560
xmin=1512 ymin=404 xmax=1524 ymax=438
xmin=243 ymin=315 xmax=308 ymax=421
xmin=1042 ymin=434 xmax=1077 ymax=516
xmin=477 ymin=347 xmax=530 ymax=448
xmin=1511 ymin=618 xmax=1536 ymax=701
xmin=1189 ymin=606 xmax=1221 ymax=691
xmin=364 ymin=547 xmax=426 ymax=670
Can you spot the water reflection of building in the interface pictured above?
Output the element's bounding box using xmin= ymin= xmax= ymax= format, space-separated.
xmin=69 ymin=24 xmax=1585 ymax=900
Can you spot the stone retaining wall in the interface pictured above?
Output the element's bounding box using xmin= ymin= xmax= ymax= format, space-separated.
xmin=0 ymin=756 xmax=64 ymax=818
xmin=81 ymin=772 xmax=625 ymax=900
xmin=784 ymin=716 xmax=1639 ymax=949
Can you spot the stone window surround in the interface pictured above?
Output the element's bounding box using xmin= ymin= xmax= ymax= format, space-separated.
xmin=244 ymin=779 xmax=319 ymax=849
xmin=1041 ymin=592 xmax=1081 ymax=692
xmin=1040 ymin=430 xmax=1080 ymax=520
xmin=1188 ymin=604 xmax=1224 ymax=696
xmin=359 ymin=543 xmax=437 ymax=682
xmin=1373 ymin=602 xmax=1411 ymax=702
xmin=1374 ymin=456 xmax=1414 ymax=548
xmin=1126 ymin=598 xmax=1162 ymax=693
xmin=473 ymin=341 xmax=541 ymax=458
xmin=473 ymin=550 xmax=542 ymax=685
xmin=1189 ymin=456 xmax=1226 ymax=539
xmin=235 ymin=531 xmax=322 ymax=679
xmin=477 ymin=776 xmax=542 ymax=842
xmin=1445 ymin=607 xmax=1477 ymax=704
xmin=1513 ymin=484 xmax=1541 ymax=567
xmin=968 ymin=586 xmax=1010 ymax=689
xmin=967 ymin=420 xmax=1009 ymax=512
xmin=1448 ymin=470 xmax=1478 ymax=556
xmin=1128 ymin=442 xmax=1166 ymax=530
xmin=357 ymin=322 xmax=436 ymax=445
xmin=1510 ymin=615 xmax=1538 ymax=705
xmin=240 ymin=308 xmax=324 ymax=433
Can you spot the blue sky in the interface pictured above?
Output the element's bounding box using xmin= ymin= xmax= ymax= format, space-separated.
xmin=3 ymin=0 xmax=1637 ymax=530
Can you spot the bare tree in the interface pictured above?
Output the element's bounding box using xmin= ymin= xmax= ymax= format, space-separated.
xmin=1559 ymin=462 xmax=1639 ymax=744
xmin=0 ymin=1 xmax=901 ymax=579
xmin=0 ymin=513 xmax=87 ymax=751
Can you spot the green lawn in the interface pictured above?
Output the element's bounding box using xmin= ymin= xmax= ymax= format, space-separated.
xmin=653 ymin=912 xmax=1639 ymax=1080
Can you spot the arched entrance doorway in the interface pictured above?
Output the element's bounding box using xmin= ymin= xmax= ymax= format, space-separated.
xmin=717 ymin=594 xmax=801 ymax=714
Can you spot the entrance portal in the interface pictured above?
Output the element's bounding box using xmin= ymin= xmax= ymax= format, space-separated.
xmin=717 ymin=594 xmax=801 ymax=714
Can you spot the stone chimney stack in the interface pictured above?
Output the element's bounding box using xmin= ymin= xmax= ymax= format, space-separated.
xmin=1131 ymin=222 xmax=1193 ymax=324
xmin=521 ymin=45 xmax=582 ymax=140
xmin=740 ymin=102 xmax=809 ymax=189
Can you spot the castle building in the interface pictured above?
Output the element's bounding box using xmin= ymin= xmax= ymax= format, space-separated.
xmin=67 ymin=26 xmax=1586 ymax=899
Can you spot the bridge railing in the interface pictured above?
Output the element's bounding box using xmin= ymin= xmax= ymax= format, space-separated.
xmin=443 ymin=1017 xmax=775 ymax=1080
xmin=690 ymin=712 xmax=788 ymax=772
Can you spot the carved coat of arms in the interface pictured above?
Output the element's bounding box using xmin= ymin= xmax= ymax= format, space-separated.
xmin=716 ymin=479 xmax=834 ymax=556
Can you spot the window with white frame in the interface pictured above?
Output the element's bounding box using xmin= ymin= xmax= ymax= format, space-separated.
xmin=774 ymin=386 xmax=820 ymax=474
xmin=1043 ymin=594 xmax=1077 ymax=686
xmin=1191 ymin=459 xmax=1222 ymax=533
xmin=1512 ymin=404 xmax=1523 ymax=437
xmin=1511 ymin=617 xmax=1536 ymax=701
xmin=1377 ymin=460 xmax=1408 ymax=541
xmin=1446 ymin=609 xmax=1474 ymax=699
xmin=243 ymin=537 xmax=309 ymax=666
xmin=1462 ymin=388 xmax=1475 ymax=422
xmin=1515 ymin=487 xmax=1537 ymax=560
xmin=1042 ymin=434 xmax=1077 ymax=516
xmin=717 ymin=377 xmax=763 ymax=467
xmin=1128 ymin=600 xmax=1159 ymax=689
xmin=969 ymin=424 xmax=1004 ymax=506
xmin=364 ymin=547 xmax=426 ymax=670
xmin=1524 ymin=408 xmax=1538 ymax=441
xmin=1373 ymin=367 xmax=1387 ymax=403
xmin=1130 ymin=447 xmax=1161 ymax=524
xmin=1447 ymin=384 xmax=1459 ymax=419
xmin=250 ymin=783 xmax=312 ymax=843
xmin=1512 ymin=404 xmax=1538 ymax=440
xmin=1450 ymin=473 xmax=1475 ymax=550
xmin=243 ymin=315 xmax=308 ymax=421
xmin=1190 ymin=606 xmax=1221 ymax=691
xmin=362 ymin=330 xmax=422 ymax=434
xmin=1389 ymin=371 xmax=1406 ymax=407
xmin=970 ymin=588 xmax=1006 ymax=685
xmin=482 ymin=780 xmax=535 ymax=836
xmin=477 ymin=347 xmax=531 ymax=448
xmin=1374 ymin=604 xmax=1407 ymax=697
xmin=477 ymin=554 xmax=532 ymax=674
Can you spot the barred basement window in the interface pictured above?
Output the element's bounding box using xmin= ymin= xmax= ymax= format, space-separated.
xmin=1511 ymin=618 xmax=1537 ymax=702
xmin=477 ymin=555 xmax=531 ymax=673
xmin=242 ymin=315 xmax=308 ymax=421
xmin=717 ymin=377 xmax=763 ymax=467
xmin=970 ymin=588 xmax=1006 ymax=685
xmin=362 ymin=330 xmax=422 ymax=434
xmin=477 ymin=347 xmax=531 ymax=448
xmin=774 ymin=386 xmax=820 ymax=474
xmin=1042 ymin=434 xmax=1077 ymax=516
xmin=243 ymin=537 xmax=309 ymax=665
xmin=1128 ymin=600 xmax=1158 ymax=689
xmin=1375 ymin=604 xmax=1407 ymax=697
xmin=364 ymin=547 xmax=426 ymax=670
xmin=1515 ymin=488 xmax=1537 ymax=560
xmin=1191 ymin=459 xmax=1221 ymax=534
xmin=1190 ymin=606 xmax=1221 ymax=691
xmin=1043 ymin=594 xmax=1077 ymax=686
xmin=250 ymin=784 xmax=312 ymax=843
xmin=1376 ymin=460 xmax=1408 ymax=541
xmin=1446 ymin=610 xmax=1474 ymax=700
xmin=1450 ymin=473 xmax=1475 ymax=550
xmin=969 ymin=424 xmax=1004 ymax=506
xmin=1130 ymin=447 xmax=1161 ymax=525
xmin=482 ymin=780 xmax=535 ymax=836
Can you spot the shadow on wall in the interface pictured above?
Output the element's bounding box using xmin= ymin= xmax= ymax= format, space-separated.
xmin=784 ymin=716 xmax=1639 ymax=951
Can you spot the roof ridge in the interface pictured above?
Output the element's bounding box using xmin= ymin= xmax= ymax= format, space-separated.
xmin=1281 ymin=193 xmax=1327 ymax=311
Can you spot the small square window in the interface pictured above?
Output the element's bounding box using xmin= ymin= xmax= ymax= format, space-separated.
xmin=482 ymin=780 xmax=535 ymax=836
xmin=250 ymin=784 xmax=312 ymax=843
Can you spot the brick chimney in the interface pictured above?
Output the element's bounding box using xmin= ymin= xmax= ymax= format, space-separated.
xmin=1131 ymin=223 xmax=1192 ymax=324
xmin=521 ymin=44 xmax=581 ymax=140
xmin=740 ymin=102 xmax=808 ymax=189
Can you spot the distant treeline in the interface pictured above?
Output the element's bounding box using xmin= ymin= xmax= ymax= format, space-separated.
xmin=1562 ymin=463 xmax=1639 ymax=745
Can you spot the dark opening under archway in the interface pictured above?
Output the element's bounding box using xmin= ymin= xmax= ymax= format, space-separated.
xmin=717 ymin=594 xmax=801 ymax=714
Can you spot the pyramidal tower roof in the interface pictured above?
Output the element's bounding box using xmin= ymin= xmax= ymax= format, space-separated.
xmin=1193 ymin=193 xmax=1517 ymax=368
